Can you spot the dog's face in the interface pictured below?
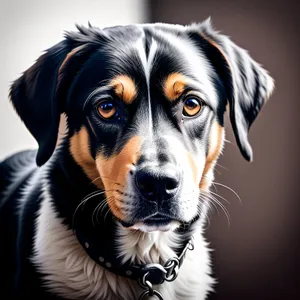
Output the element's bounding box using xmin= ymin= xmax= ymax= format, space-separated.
xmin=68 ymin=25 xmax=224 ymax=231
xmin=9 ymin=20 xmax=274 ymax=232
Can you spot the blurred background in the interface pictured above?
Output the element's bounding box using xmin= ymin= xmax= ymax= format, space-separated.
xmin=0 ymin=0 xmax=147 ymax=159
xmin=1 ymin=0 xmax=299 ymax=299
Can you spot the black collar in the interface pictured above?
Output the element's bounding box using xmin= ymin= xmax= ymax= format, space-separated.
xmin=75 ymin=225 xmax=194 ymax=285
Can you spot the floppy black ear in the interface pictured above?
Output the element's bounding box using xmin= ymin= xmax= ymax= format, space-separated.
xmin=9 ymin=27 xmax=98 ymax=166
xmin=187 ymin=19 xmax=275 ymax=161
xmin=9 ymin=40 xmax=74 ymax=166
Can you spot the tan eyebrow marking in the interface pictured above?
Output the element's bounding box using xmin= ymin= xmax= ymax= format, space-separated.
xmin=163 ymin=72 xmax=188 ymax=101
xmin=109 ymin=75 xmax=137 ymax=104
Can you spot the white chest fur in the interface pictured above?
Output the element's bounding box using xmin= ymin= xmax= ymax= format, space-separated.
xmin=32 ymin=187 xmax=214 ymax=300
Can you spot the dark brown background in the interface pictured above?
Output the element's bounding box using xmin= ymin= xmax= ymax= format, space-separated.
xmin=148 ymin=0 xmax=300 ymax=299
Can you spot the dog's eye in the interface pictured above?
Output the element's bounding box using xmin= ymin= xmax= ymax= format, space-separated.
xmin=183 ymin=97 xmax=202 ymax=117
xmin=97 ymin=100 xmax=117 ymax=119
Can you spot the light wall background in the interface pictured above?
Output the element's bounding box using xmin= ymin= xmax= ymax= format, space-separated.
xmin=0 ymin=0 xmax=148 ymax=161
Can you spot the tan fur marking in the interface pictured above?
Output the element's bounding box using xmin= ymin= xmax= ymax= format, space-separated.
xmin=110 ymin=75 xmax=137 ymax=104
xmin=187 ymin=152 xmax=198 ymax=184
xmin=199 ymin=32 xmax=232 ymax=70
xmin=69 ymin=127 xmax=102 ymax=188
xmin=163 ymin=73 xmax=188 ymax=101
xmin=200 ymin=121 xmax=224 ymax=190
xmin=96 ymin=136 xmax=143 ymax=220
xmin=57 ymin=45 xmax=86 ymax=88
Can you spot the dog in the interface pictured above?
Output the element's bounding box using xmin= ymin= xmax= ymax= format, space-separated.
xmin=0 ymin=19 xmax=274 ymax=300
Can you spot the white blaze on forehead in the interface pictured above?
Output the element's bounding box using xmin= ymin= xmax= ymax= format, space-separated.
xmin=135 ymin=35 xmax=158 ymax=138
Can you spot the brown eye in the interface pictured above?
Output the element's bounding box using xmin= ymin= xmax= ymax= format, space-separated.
xmin=183 ymin=97 xmax=202 ymax=117
xmin=97 ymin=100 xmax=117 ymax=119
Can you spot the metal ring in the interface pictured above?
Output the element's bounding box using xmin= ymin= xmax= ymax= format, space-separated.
xmin=145 ymin=280 xmax=153 ymax=295
xmin=138 ymin=272 xmax=150 ymax=289
xmin=138 ymin=289 xmax=164 ymax=300
xmin=164 ymin=257 xmax=179 ymax=270
xmin=164 ymin=258 xmax=179 ymax=282
xmin=164 ymin=257 xmax=179 ymax=279
xmin=188 ymin=240 xmax=195 ymax=251
xmin=164 ymin=259 xmax=175 ymax=270
xmin=165 ymin=264 xmax=179 ymax=282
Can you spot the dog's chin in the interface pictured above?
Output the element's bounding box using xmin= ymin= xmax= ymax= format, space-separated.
xmin=119 ymin=215 xmax=181 ymax=233
xmin=129 ymin=220 xmax=181 ymax=233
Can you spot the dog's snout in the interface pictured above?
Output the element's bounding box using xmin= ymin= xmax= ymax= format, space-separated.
xmin=135 ymin=164 xmax=180 ymax=201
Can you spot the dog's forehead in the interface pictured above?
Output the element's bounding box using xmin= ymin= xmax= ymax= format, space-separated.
xmin=101 ymin=24 xmax=217 ymax=105
xmin=69 ymin=24 xmax=219 ymax=111
xmin=104 ymin=24 xmax=214 ymax=83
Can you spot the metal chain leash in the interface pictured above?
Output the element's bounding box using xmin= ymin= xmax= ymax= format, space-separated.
xmin=138 ymin=239 xmax=194 ymax=300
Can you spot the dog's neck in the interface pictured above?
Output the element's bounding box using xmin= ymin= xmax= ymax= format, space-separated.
xmin=45 ymin=139 xmax=197 ymax=268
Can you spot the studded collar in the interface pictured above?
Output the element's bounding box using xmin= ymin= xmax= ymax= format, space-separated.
xmin=75 ymin=225 xmax=194 ymax=282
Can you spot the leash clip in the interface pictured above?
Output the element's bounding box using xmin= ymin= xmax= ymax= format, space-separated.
xmin=138 ymin=271 xmax=164 ymax=300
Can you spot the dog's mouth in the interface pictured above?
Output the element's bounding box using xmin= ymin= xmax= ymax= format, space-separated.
xmin=119 ymin=213 xmax=181 ymax=233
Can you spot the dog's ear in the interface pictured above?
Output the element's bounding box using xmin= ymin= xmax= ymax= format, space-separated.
xmin=187 ymin=19 xmax=275 ymax=161
xmin=9 ymin=36 xmax=93 ymax=166
xmin=9 ymin=40 xmax=73 ymax=166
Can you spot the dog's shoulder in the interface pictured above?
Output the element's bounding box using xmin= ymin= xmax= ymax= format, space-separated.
xmin=0 ymin=149 xmax=38 ymax=220
xmin=0 ymin=149 xmax=37 ymax=191
xmin=0 ymin=149 xmax=38 ymax=228
xmin=0 ymin=150 xmax=55 ymax=298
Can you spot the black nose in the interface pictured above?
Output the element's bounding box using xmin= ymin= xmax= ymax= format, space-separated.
xmin=135 ymin=165 xmax=180 ymax=201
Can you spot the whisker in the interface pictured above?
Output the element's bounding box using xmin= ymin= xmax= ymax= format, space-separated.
xmin=92 ymin=190 xmax=138 ymax=225
xmin=200 ymin=194 xmax=221 ymax=216
xmin=215 ymin=163 xmax=228 ymax=171
xmin=92 ymin=196 xmax=114 ymax=226
xmin=72 ymin=189 xmax=117 ymax=227
xmin=104 ymin=196 xmax=128 ymax=224
xmin=200 ymin=192 xmax=231 ymax=227
xmin=93 ymin=202 xmax=106 ymax=226
xmin=81 ymin=190 xmax=111 ymax=211
xmin=203 ymin=208 xmax=212 ymax=229
xmin=81 ymin=190 xmax=106 ymax=203
xmin=202 ymin=174 xmax=241 ymax=204
xmin=211 ymin=181 xmax=242 ymax=204
xmin=207 ymin=198 xmax=230 ymax=227
xmin=213 ymin=168 xmax=222 ymax=176
xmin=207 ymin=190 xmax=230 ymax=204
xmin=72 ymin=190 xmax=106 ymax=227
xmin=89 ymin=176 xmax=125 ymax=188
xmin=197 ymin=203 xmax=211 ymax=229
xmin=99 ymin=197 xmax=116 ymax=216
xmin=104 ymin=200 xmax=114 ymax=223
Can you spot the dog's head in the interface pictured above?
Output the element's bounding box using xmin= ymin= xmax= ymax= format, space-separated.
xmin=9 ymin=20 xmax=274 ymax=232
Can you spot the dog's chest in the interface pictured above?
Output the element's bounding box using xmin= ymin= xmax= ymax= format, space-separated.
xmin=31 ymin=192 xmax=213 ymax=300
